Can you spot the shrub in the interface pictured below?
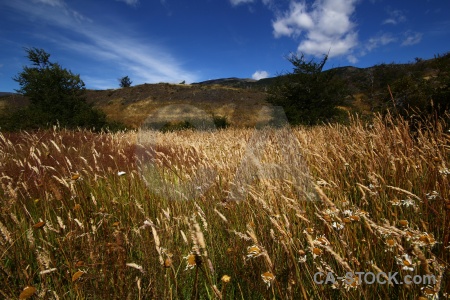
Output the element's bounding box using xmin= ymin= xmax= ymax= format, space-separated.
xmin=119 ymin=76 xmax=132 ymax=88
xmin=267 ymin=52 xmax=348 ymax=125
xmin=10 ymin=47 xmax=108 ymax=130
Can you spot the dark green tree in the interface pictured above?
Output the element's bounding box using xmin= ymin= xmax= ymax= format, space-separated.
xmin=119 ymin=76 xmax=132 ymax=88
xmin=12 ymin=47 xmax=107 ymax=129
xmin=267 ymin=52 xmax=348 ymax=125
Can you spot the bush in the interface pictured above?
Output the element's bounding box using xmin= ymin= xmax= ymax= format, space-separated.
xmin=119 ymin=76 xmax=132 ymax=88
xmin=5 ymin=48 xmax=114 ymax=131
xmin=161 ymin=120 xmax=194 ymax=132
xmin=212 ymin=115 xmax=230 ymax=129
xmin=267 ymin=53 xmax=348 ymax=125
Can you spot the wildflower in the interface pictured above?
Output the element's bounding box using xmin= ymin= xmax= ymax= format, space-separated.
xmin=426 ymin=191 xmax=439 ymax=200
xmin=117 ymin=171 xmax=126 ymax=176
xmin=298 ymin=250 xmax=307 ymax=263
xmin=386 ymin=238 xmax=396 ymax=247
xmin=19 ymin=286 xmax=37 ymax=299
xmin=164 ymin=258 xmax=173 ymax=268
xmin=390 ymin=199 xmax=401 ymax=206
xmin=421 ymin=285 xmax=438 ymax=298
xmin=349 ymin=215 xmax=360 ymax=222
xmin=303 ymin=227 xmax=314 ymax=234
xmin=398 ymin=220 xmax=409 ymax=227
xmin=439 ymin=168 xmax=450 ymax=175
xmin=400 ymin=198 xmax=416 ymax=207
xmin=184 ymin=253 xmax=198 ymax=270
xmin=261 ymin=271 xmax=275 ymax=288
xmin=247 ymin=244 xmax=263 ymax=258
xmin=343 ymin=275 xmax=359 ymax=290
xmin=72 ymin=270 xmax=85 ymax=282
xmin=342 ymin=210 xmax=353 ymax=216
xmin=323 ymin=208 xmax=340 ymax=216
xmin=414 ymin=233 xmax=437 ymax=247
xmin=322 ymin=214 xmax=332 ymax=222
xmin=312 ymin=247 xmax=323 ymax=259
xmin=71 ymin=173 xmax=80 ymax=181
xmin=343 ymin=217 xmax=352 ymax=224
xmin=332 ymin=222 xmax=344 ymax=230
xmin=315 ymin=235 xmax=330 ymax=246
xmin=221 ymin=275 xmax=231 ymax=283
xmin=396 ymin=254 xmax=415 ymax=271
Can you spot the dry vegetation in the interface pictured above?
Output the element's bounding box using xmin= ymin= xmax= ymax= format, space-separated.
xmin=0 ymin=114 xmax=449 ymax=299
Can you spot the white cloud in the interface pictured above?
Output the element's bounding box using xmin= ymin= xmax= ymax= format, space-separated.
xmin=116 ymin=0 xmax=139 ymax=6
xmin=382 ymin=9 xmax=406 ymax=25
xmin=401 ymin=31 xmax=422 ymax=46
xmin=4 ymin=0 xmax=198 ymax=88
xmin=230 ymin=0 xmax=254 ymax=6
xmin=272 ymin=2 xmax=313 ymax=38
xmin=365 ymin=33 xmax=396 ymax=52
xmin=272 ymin=0 xmax=359 ymax=59
xmin=252 ymin=70 xmax=269 ymax=80
xmin=32 ymin=0 xmax=64 ymax=7
xmin=347 ymin=54 xmax=358 ymax=64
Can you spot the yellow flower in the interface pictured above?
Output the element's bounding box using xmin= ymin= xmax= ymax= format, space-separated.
xmin=304 ymin=227 xmax=314 ymax=234
xmin=386 ymin=239 xmax=396 ymax=247
xmin=184 ymin=253 xmax=198 ymax=270
xmin=261 ymin=271 xmax=275 ymax=288
xmin=396 ymin=254 xmax=415 ymax=271
xmin=312 ymin=247 xmax=323 ymax=259
xmin=398 ymin=220 xmax=409 ymax=227
xmin=247 ymin=244 xmax=263 ymax=258
xmin=315 ymin=235 xmax=330 ymax=246
xmin=221 ymin=275 xmax=231 ymax=283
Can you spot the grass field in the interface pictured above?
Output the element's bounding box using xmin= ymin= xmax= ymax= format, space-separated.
xmin=0 ymin=114 xmax=449 ymax=299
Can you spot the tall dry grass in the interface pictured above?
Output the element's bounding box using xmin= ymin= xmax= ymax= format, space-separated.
xmin=0 ymin=115 xmax=448 ymax=299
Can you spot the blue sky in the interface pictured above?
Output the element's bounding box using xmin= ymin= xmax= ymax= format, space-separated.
xmin=1 ymin=0 xmax=449 ymax=92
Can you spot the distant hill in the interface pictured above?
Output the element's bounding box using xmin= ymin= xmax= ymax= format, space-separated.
xmin=0 ymin=92 xmax=15 ymax=97
xmin=1 ymin=52 xmax=449 ymax=129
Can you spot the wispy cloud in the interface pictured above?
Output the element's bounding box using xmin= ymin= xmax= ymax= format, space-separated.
xmin=230 ymin=0 xmax=255 ymax=6
xmin=401 ymin=31 xmax=422 ymax=46
xmin=382 ymin=9 xmax=407 ymax=25
xmin=4 ymin=0 xmax=198 ymax=88
xmin=365 ymin=32 xmax=397 ymax=52
xmin=32 ymin=0 xmax=64 ymax=7
xmin=346 ymin=54 xmax=358 ymax=64
xmin=252 ymin=70 xmax=269 ymax=80
xmin=116 ymin=0 xmax=139 ymax=7
xmin=272 ymin=0 xmax=359 ymax=59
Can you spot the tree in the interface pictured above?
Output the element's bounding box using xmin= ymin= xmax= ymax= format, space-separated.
xmin=119 ymin=76 xmax=132 ymax=88
xmin=11 ymin=47 xmax=107 ymax=129
xmin=267 ymin=52 xmax=348 ymax=125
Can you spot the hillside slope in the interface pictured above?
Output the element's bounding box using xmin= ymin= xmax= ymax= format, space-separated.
xmin=85 ymin=82 xmax=269 ymax=128
xmin=1 ymin=51 xmax=448 ymax=129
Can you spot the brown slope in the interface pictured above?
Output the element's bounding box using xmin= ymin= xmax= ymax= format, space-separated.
xmin=86 ymin=82 xmax=269 ymax=128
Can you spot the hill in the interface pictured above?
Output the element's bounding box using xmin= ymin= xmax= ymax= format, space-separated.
xmin=1 ymin=52 xmax=449 ymax=129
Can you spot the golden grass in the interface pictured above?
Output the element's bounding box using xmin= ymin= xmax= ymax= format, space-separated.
xmin=0 ymin=114 xmax=449 ymax=299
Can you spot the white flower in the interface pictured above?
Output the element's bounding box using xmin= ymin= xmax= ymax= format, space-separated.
xmin=342 ymin=210 xmax=353 ymax=216
xmin=396 ymin=254 xmax=415 ymax=271
xmin=332 ymin=222 xmax=344 ymax=231
xmin=439 ymin=168 xmax=450 ymax=175
xmin=400 ymin=199 xmax=416 ymax=207
xmin=426 ymin=191 xmax=439 ymax=200
xmin=118 ymin=171 xmax=126 ymax=176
